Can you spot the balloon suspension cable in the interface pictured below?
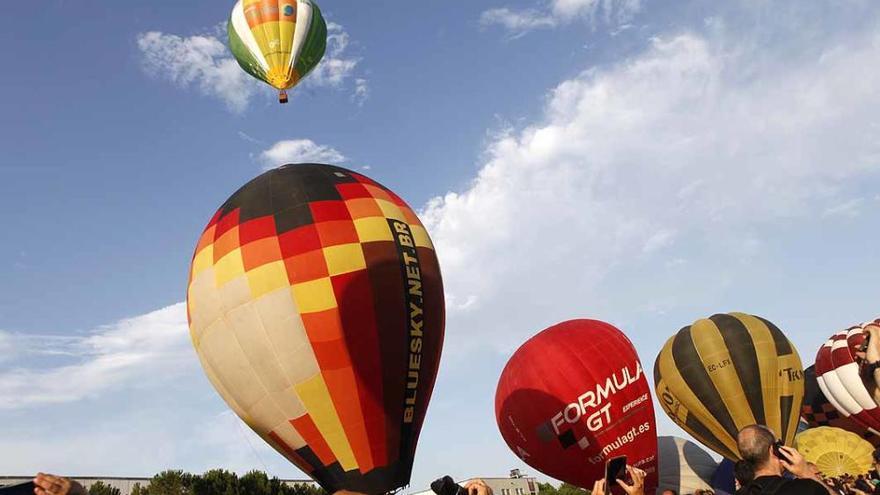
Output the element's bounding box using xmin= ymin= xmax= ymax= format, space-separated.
xmin=279 ymin=90 xmax=289 ymax=104
xmin=232 ymin=412 xmax=273 ymax=476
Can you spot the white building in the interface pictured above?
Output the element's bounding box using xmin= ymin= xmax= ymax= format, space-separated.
xmin=0 ymin=476 xmax=317 ymax=495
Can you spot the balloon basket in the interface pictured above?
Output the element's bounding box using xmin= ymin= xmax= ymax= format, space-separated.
xmin=279 ymin=91 xmax=289 ymax=104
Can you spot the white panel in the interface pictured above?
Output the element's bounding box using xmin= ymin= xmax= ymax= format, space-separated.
xmin=200 ymin=318 xmax=267 ymax=410
xmin=189 ymin=268 xmax=222 ymax=338
xmin=227 ymin=302 xmax=291 ymax=394
xmin=218 ymin=276 xmax=252 ymax=313
xmin=288 ymin=0 xmax=314 ymax=71
xmin=274 ymin=420 xmax=308 ymax=450
xmin=253 ymin=286 xmax=320 ymax=384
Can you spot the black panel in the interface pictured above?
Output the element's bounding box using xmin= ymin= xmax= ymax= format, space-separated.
xmin=711 ymin=314 xmax=766 ymax=428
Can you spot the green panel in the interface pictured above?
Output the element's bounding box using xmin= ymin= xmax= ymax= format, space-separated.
xmin=294 ymin=1 xmax=328 ymax=78
xmin=228 ymin=19 xmax=268 ymax=84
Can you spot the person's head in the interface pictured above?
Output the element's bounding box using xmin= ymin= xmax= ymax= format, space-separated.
xmin=737 ymin=424 xmax=783 ymax=474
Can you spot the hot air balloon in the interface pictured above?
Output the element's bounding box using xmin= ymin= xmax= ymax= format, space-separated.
xmin=814 ymin=324 xmax=880 ymax=436
xmin=228 ymin=1 xmax=327 ymax=103
xmin=495 ymin=320 xmax=658 ymax=491
xmin=657 ymin=436 xmax=718 ymax=495
xmin=801 ymin=365 xmax=880 ymax=446
xmin=795 ymin=426 xmax=875 ymax=477
xmin=654 ymin=312 xmax=805 ymax=461
xmin=187 ymin=164 xmax=445 ymax=494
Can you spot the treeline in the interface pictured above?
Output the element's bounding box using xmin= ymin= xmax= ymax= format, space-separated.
xmin=537 ymin=482 xmax=588 ymax=495
xmin=85 ymin=469 xmax=327 ymax=495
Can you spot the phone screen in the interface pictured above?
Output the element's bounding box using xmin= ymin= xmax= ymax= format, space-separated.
xmin=0 ymin=482 xmax=36 ymax=495
xmin=605 ymin=456 xmax=628 ymax=486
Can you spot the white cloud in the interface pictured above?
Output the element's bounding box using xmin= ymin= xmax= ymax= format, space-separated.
xmin=0 ymin=304 xmax=191 ymax=409
xmin=422 ymin=26 xmax=880 ymax=349
xmin=260 ymin=139 xmax=347 ymax=169
xmin=136 ymin=31 xmax=257 ymax=113
xmin=823 ymin=197 xmax=864 ymax=218
xmin=136 ymin=21 xmax=366 ymax=111
xmin=481 ymin=0 xmax=641 ymax=37
xmin=353 ymin=78 xmax=370 ymax=106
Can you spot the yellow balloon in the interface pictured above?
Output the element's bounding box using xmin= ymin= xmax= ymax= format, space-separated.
xmin=795 ymin=426 xmax=875 ymax=477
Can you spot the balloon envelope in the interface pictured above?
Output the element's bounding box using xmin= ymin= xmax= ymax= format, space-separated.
xmin=801 ymin=365 xmax=880 ymax=445
xmin=815 ymin=326 xmax=880 ymax=435
xmin=654 ymin=312 xmax=805 ymax=460
xmin=187 ymin=164 xmax=445 ymax=494
xmin=495 ymin=320 xmax=658 ymax=490
xmin=795 ymin=426 xmax=875 ymax=477
xmin=657 ymin=436 xmax=717 ymax=495
xmin=228 ymin=1 xmax=327 ymax=94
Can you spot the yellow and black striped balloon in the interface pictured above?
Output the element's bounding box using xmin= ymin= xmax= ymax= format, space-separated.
xmin=654 ymin=312 xmax=805 ymax=460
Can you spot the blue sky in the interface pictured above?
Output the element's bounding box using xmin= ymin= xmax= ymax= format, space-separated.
xmin=1 ymin=0 xmax=879 ymax=491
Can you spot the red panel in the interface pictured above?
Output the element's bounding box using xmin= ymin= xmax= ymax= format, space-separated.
xmin=332 ymin=270 xmax=388 ymax=466
xmin=336 ymin=183 xmax=372 ymax=200
xmin=278 ymin=224 xmax=322 ymax=258
xmin=284 ymin=249 xmax=329 ymax=284
xmin=315 ymin=220 xmax=359 ymax=248
xmin=301 ymin=308 xmax=344 ymax=342
xmin=351 ymin=173 xmax=379 ymax=187
xmin=495 ymin=320 xmax=659 ymax=491
xmin=290 ymin=414 xmax=337 ymax=467
xmin=215 ymin=208 xmax=241 ymax=238
xmin=311 ymin=339 xmax=352 ymax=371
xmin=239 ymin=216 xmax=277 ymax=245
xmin=310 ymin=201 xmax=352 ymax=223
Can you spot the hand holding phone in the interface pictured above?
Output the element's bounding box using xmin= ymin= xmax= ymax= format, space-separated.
xmin=773 ymin=440 xmax=792 ymax=464
xmin=605 ymin=456 xmax=628 ymax=488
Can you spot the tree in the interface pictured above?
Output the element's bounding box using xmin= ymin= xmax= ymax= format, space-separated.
xmin=130 ymin=483 xmax=145 ymax=495
xmin=143 ymin=470 xmax=194 ymax=495
xmin=192 ymin=469 xmax=239 ymax=495
xmin=87 ymin=481 xmax=121 ymax=495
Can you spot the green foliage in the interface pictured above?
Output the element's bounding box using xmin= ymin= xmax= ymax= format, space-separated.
xmin=538 ymin=481 xmax=590 ymax=495
xmin=134 ymin=470 xmax=327 ymax=495
xmin=87 ymin=481 xmax=121 ymax=495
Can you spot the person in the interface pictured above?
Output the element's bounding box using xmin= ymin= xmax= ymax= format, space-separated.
xmin=858 ymin=322 xmax=880 ymax=403
xmin=32 ymin=474 xmax=85 ymax=495
xmin=590 ymin=466 xmax=646 ymax=495
xmin=659 ymin=490 xmax=677 ymax=495
xmin=735 ymin=425 xmax=832 ymax=494
xmin=464 ymin=480 xmax=494 ymax=495
xmin=734 ymin=460 xmax=755 ymax=490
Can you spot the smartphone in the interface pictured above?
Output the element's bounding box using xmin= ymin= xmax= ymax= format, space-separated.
xmin=773 ymin=440 xmax=792 ymax=464
xmin=605 ymin=455 xmax=628 ymax=487
xmin=430 ymin=476 xmax=467 ymax=495
xmin=0 ymin=481 xmax=35 ymax=494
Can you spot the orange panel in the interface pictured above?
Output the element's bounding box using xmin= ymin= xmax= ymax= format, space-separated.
xmin=323 ymin=367 xmax=375 ymax=472
xmin=242 ymin=236 xmax=283 ymax=272
xmin=284 ymin=249 xmax=329 ymax=284
xmin=345 ymin=198 xmax=384 ymax=220
xmin=194 ymin=225 xmax=217 ymax=257
xmin=213 ymin=226 xmax=241 ymax=262
xmin=315 ymin=220 xmax=359 ymax=247
xmin=301 ymin=308 xmax=345 ymax=342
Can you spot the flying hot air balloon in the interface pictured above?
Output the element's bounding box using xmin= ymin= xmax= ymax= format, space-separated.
xmin=654 ymin=312 xmax=805 ymax=460
xmin=495 ymin=320 xmax=659 ymax=491
xmin=228 ymin=0 xmax=327 ymax=103
xmin=795 ymin=426 xmax=875 ymax=477
xmin=187 ymin=164 xmax=445 ymax=494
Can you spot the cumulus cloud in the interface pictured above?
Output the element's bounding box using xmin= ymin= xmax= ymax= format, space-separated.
xmin=423 ymin=26 xmax=880 ymax=350
xmin=481 ymin=0 xmax=641 ymax=37
xmin=0 ymin=304 xmax=191 ymax=409
xmin=260 ymin=139 xmax=347 ymax=169
xmin=136 ymin=21 xmax=366 ymax=111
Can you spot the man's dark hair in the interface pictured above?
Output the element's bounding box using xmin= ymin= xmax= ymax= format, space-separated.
xmin=734 ymin=460 xmax=755 ymax=486
xmin=737 ymin=425 xmax=776 ymax=469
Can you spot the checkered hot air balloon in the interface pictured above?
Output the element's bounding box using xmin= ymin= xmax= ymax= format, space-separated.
xmin=654 ymin=312 xmax=805 ymax=460
xmin=228 ymin=0 xmax=327 ymax=103
xmin=187 ymin=164 xmax=445 ymax=494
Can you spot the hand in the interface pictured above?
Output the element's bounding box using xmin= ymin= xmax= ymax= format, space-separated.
xmin=33 ymin=474 xmax=86 ymax=495
xmin=615 ymin=466 xmax=646 ymax=495
xmin=591 ymin=478 xmax=607 ymax=495
xmin=778 ymin=446 xmax=815 ymax=480
xmin=465 ymin=479 xmax=494 ymax=495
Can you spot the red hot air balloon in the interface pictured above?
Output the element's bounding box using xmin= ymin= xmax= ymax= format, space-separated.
xmin=495 ymin=320 xmax=658 ymax=491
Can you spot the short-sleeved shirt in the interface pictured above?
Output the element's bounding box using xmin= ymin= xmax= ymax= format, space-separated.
xmin=736 ymin=475 xmax=827 ymax=495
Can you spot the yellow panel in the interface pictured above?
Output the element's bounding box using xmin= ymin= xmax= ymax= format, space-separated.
xmin=215 ymin=249 xmax=245 ymax=287
xmin=376 ymin=199 xmax=406 ymax=222
xmin=246 ymin=260 xmax=290 ymax=299
xmin=354 ymin=217 xmax=393 ymax=243
xmin=295 ymin=374 xmax=358 ymax=471
xmin=191 ymin=245 xmax=215 ymax=280
xmin=410 ymin=224 xmax=435 ymax=250
xmin=323 ymin=243 xmax=367 ymax=276
xmin=253 ymin=287 xmax=320 ymax=383
xmin=291 ymin=278 xmax=337 ymax=313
